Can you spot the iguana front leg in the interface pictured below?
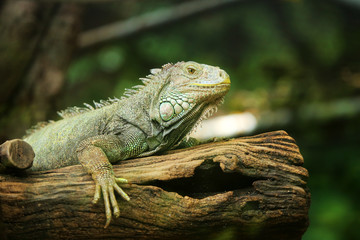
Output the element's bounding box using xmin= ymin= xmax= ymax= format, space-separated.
xmin=76 ymin=134 xmax=147 ymax=228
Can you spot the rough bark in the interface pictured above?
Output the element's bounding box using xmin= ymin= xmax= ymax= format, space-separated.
xmin=0 ymin=131 xmax=310 ymax=240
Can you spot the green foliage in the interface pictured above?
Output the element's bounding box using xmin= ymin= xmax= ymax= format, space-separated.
xmin=98 ymin=46 xmax=125 ymax=73
xmin=67 ymin=55 xmax=96 ymax=85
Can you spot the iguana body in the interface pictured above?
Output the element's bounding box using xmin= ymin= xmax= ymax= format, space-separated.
xmin=24 ymin=61 xmax=231 ymax=227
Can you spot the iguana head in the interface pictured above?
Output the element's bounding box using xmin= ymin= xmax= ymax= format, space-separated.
xmin=147 ymin=61 xmax=230 ymax=137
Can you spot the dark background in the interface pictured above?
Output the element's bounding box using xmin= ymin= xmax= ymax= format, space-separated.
xmin=1 ymin=0 xmax=359 ymax=239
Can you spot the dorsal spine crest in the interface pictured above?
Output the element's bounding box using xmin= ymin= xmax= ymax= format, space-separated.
xmin=57 ymin=97 xmax=121 ymax=119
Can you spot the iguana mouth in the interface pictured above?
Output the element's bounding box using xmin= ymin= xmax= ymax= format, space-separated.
xmin=190 ymin=74 xmax=230 ymax=87
xmin=222 ymin=75 xmax=231 ymax=84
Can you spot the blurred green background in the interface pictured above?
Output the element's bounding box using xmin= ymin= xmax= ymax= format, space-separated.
xmin=1 ymin=0 xmax=360 ymax=239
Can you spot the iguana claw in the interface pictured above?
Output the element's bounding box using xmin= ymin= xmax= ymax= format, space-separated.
xmin=92 ymin=172 xmax=130 ymax=228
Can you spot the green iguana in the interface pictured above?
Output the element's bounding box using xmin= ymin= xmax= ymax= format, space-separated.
xmin=23 ymin=61 xmax=231 ymax=228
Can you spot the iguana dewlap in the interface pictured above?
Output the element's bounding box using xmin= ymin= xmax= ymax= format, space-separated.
xmin=23 ymin=61 xmax=231 ymax=228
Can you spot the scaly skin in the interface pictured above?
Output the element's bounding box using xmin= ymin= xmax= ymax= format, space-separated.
xmin=23 ymin=61 xmax=231 ymax=228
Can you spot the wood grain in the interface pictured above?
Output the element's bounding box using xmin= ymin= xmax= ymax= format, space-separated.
xmin=0 ymin=131 xmax=310 ymax=240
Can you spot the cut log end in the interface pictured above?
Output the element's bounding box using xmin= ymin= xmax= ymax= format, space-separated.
xmin=0 ymin=139 xmax=34 ymax=170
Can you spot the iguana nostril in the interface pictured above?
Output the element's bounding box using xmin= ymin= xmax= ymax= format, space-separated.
xmin=219 ymin=70 xmax=230 ymax=84
xmin=219 ymin=70 xmax=225 ymax=79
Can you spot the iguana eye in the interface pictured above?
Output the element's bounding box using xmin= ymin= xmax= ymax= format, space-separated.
xmin=187 ymin=67 xmax=196 ymax=74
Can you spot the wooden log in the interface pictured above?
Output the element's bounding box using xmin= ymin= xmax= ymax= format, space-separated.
xmin=0 ymin=131 xmax=310 ymax=240
xmin=0 ymin=139 xmax=34 ymax=171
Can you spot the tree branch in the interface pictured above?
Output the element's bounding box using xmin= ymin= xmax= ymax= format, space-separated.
xmin=79 ymin=0 xmax=241 ymax=49
xmin=0 ymin=131 xmax=310 ymax=240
